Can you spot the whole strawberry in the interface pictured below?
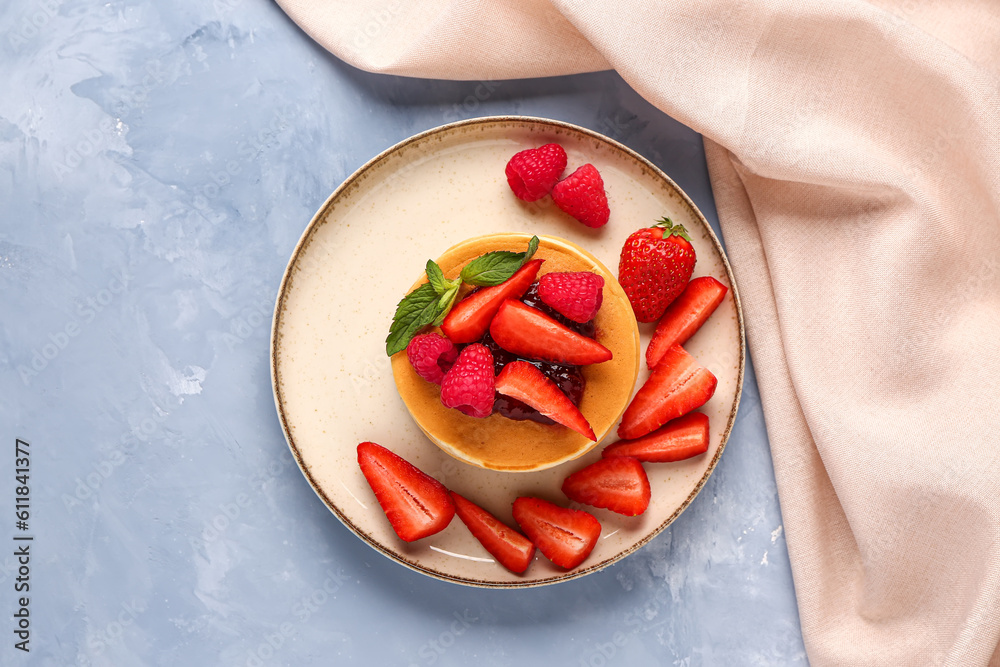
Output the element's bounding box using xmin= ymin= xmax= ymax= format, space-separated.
xmin=505 ymin=143 xmax=567 ymax=202
xmin=551 ymin=164 xmax=609 ymax=228
xmin=618 ymin=218 xmax=696 ymax=323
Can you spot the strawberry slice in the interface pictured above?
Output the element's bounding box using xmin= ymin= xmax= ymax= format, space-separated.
xmin=603 ymin=412 xmax=709 ymax=462
xmin=561 ymin=457 xmax=651 ymax=516
xmin=494 ymin=361 xmax=596 ymax=440
xmin=490 ymin=299 xmax=612 ymax=366
xmin=450 ymin=492 xmax=536 ymax=574
xmin=441 ymin=259 xmax=543 ymax=344
xmin=646 ymin=277 xmax=728 ymax=368
xmin=512 ymin=497 xmax=601 ymax=570
xmin=617 ymin=345 xmax=717 ymax=440
xmin=356 ymin=442 xmax=455 ymax=542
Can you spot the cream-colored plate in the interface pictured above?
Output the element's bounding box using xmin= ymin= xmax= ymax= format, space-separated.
xmin=271 ymin=116 xmax=745 ymax=588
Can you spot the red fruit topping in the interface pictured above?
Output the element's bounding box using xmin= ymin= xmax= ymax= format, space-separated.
xmin=522 ymin=281 xmax=596 ymax=336
xmin=537 ymin=271 xmax=605 ymax=323
xmin=646 ymin=277 xmax=728 ymax=368
xmin=603 ymin=412 xmax=709 ymax=462
xmin=618 ymin=345 xmax=717 ymax=440
xmin=440 ymin=344 xmax=495 ymax=418
xmin=450 ymin=492 xmax=536 ymax=574
xmin=486 ymin=282 xmax=593 ymax=424
xmin=505 ymin=143 xmax=568 ymax=202
xmin=490 ymin=300 xmax=612 ymax=366
xmin=494 ymin=361 xmax=596 ymax=440
xmin=441 ymin=259 xmax=543 ymax=344
xmin=482 ymin=333 xmax=586 ymax=425
xmin=551 ymin=164 xmax=610 ymax=228
xmin=512 ymin=497 xmax=601 ymax=570
xmin=406 ymin=333 xmax=458 ymax=384
xmin=356 ymin=442 xmax=455 ymax=542
xmin=619 ymin=218 xmax=697 ymax=323
xmin=561 ymin=457 xmax=651 ymax=516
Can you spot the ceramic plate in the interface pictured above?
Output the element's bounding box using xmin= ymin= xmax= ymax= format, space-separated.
xmin=271 ymin=116 xmax=744 ymax=587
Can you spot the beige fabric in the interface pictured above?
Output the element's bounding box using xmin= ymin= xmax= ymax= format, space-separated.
xmin=275 ymin=0 xmax=1000 ymax=663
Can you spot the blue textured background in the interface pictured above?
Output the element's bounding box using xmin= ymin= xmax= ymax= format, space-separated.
xmin=0 ymin=1 xmax=805 ymax=665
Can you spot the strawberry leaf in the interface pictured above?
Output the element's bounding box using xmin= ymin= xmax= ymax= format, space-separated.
xmin=653 ymin=217 xmax=692 ymax=243
xmin=386 ymin=283 xmax=448 ymax=356
xmin=460 ymin=236 xmax=539 ymax=287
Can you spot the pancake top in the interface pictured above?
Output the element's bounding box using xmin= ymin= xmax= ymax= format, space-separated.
xmin=391 ymin=233 xmax=640 ymax=472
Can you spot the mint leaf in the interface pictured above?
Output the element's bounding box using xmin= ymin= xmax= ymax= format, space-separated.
xmin=432 ymin=286 xmax=460 ymax=326
xmin=426 ymin=259 xmax=463 ymax=302
xmin=524 ymin=235 xmax=539 ymax=261
xmin=385 ymin=283 xmax=446 ymax=356
xmin=425 ymin=260 xmax=447 ymax=294
xmin=460 ymin=252 xmax=522 ymax=286
xmin=460 ymin=235 xmax=540 ymax=287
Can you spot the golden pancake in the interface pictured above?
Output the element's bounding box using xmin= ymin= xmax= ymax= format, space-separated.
xmin=391 ymin=233 xmax=640 ymax=472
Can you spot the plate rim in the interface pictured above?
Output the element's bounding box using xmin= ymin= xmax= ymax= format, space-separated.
xmin=270 ymin=115 xmax=746 ymax=588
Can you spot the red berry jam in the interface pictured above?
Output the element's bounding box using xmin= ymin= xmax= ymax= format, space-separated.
xmin=469 ymin=282 xmax=595 ymax=425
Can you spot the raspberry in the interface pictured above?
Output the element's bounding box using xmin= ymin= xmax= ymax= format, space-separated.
xmin=537 ymin=272 xmax=605 ymax=323
xmin=406 ymin=333 xmax=458 ymax=384
xmin=551 ymin=164 xmax=609 ymax=228
xmin=505 ymin=143 xmax=567 ymax=202
xmin=440 ymin=344 xmax=495 ymax=418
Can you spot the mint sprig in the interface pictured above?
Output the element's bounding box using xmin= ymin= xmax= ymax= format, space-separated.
xmin=460 ymin=236 xmax=539 ymax=287
xmin=385 ymin=236 xmax=539 ymax=356
xmin=386 ymin=259 xmax=461 ymax=356
xmin=385 ymin=283 xmax=442 ymax=357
